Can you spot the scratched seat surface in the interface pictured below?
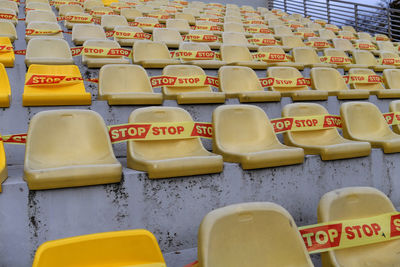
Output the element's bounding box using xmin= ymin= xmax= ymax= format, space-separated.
xmin=72 ymin=24 xmax=106 ymax=45
xmin=220 ymin=44 xmax=267 ymax=69
xmin=82 ymin=39 xmax=130 ymax=68
xmin=58 ymin=4 xmax=84 ymax=16
xmin=25 ymin=38 xmax=74 ymax=66
xmin=133 ymin=40 xmax=180 ymax=68
xmin=25 ymin=10 xmax=57 ymax=25
xmin=101 ymin=14 xmax=128 ymax=31
xmin=25 ymin=21 xmax=63 ymax=42
xmin=0 ymin=21 xmax=16 ymax=42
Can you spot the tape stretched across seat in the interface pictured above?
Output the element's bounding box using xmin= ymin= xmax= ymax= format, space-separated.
xmin=0 ymin=37 xmax=13 ymax=67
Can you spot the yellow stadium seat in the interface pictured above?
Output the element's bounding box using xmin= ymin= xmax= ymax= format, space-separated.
xmin=25 ymin=0 xmax=49 ymax=4
xmin=101 ymin=15 xmax=128 ymax=31
xmin=295 ymin=27 xmax=316 ymax=38
xmin=178 ymin=42 xmax=224 ymax=69
xmin=175 ymin=13 xmax=196 ymax=25
xmin=376 ymin=41 xmax=397 ymax=53
xmin=25 ymin=10 xmax=57 ymax=25
xmin=134 ymin=17 xmax=160 ymax=33
xmin=0 ymin=37 xmax=13 ymax=67
xmin=224 ymin=22 xmax=250 ymax=35
xmin=383 ymin=69 xmax=400 ymax=100
xmin=0 ymin=1 xmax=18 ymax=14
xmin=110 ymin=2 xmax=130 ymax=14
xmin=127 ymin=107 xmax=223 ymax=178
xmin=152 ymin=28 xmax=183 ymax=48
xmin=32 ymin=229 xmax=166 ymax=267
xmin=89 ymin=6 xmax=114 ymax=18
xmin=341 ymin=102 xmax=400 ymax=153
xmin=64 ymin=12 xmax=94 ymax=30
xmin=267 ymin=18 xmax=284 ymax=27
xmin=307 ymin=22 xmax=322 ymax=31
xmin=342 ymin=25 xmax=356 ymax=33
xmin=332 ymin=38 xmax=354 ymax=51
xmin=280 ymin=35 xmax=306 ymax=51
xmin=221 ymin=44 xmax=267 ymax=69
xmin=349 ymin=68 xmax=400 ymax=98
xmin=378 ymin=51 xmax=400 ymax=68
xmin=224 ymin=16 xmax=242 ymax=24
xmin=25 ymin=22 xmax=63 ymax=42
xmin=72 ymin=24 xmax=106 ymax=45
xmin=318 ymin=29 xmax=336 ymax=40
xmin=135 ymin=5 xmax=154 ymax=14
xmin=98 ymin=64 xmax=163 ymax=105
xmin=282 ymin=103 xmax=371 ymax=160
xmin=338 ymin=30 xmax=356 ymax=40
xmin=354 ymin=39 xmax=378 ymax=53
xmin=58 ymin=4 xmax=84 ymax=16
xmin=310 ymin=67 xmax=369 ymax=99
xmin=120 ymin=8 xmax=143 ymax=22
xmin=390 ymin=100 xmax=400 ymax=134
xmin=0 ymin=8 xmax=17 ymax=26
xmin=292 ymin=47 xmax=336 ymax=69
xmin=267 ymin=67 xmax=328 ymax=100
xmin=0 ymin=63 xmax=10 ymax=107
xmin=24 ymin=109 xmax=121 ymax=189
xmin=113 ymin=25 xmax=145 ymax=46
xmin=218 ymin=66 xmax=280 ymax=102
xmin=222 ymin=32 xmax=258 ymax=50
xmin=25 ymin=38 xmax=73 ymax=66
xmin=374 ymin=33 xmax=390 ymax=42
xmin=0 ymin=21 xmax=16 ymax=42
xmin=161 ymin=65 xmax=225 ymax=104
xmin=318 ymin=187 xmax=400 ymax=267
xmin=323 ymin=48 xmax=363 ymax=71
xmin=273 ymin=25 xmax=293 ymax=39
xmin=257 ymin=46 xmax=303 ymax=69
xmin=186 ymin=29 xmax=221 ymax=49
xmin=82 ymin=39 xmax=130 ymax=68
xmin=197 ymin=202 xmax=313 ymax=267
xmin=213 ymin=104 xmax=303 ymax=168
xmin=166 ymin=18 xmax=191 ymax=34
xmin=352 ymin=50 xmax=391 ymax=71
xmin=182 ymin=7 xmax=201 ymax=17
xmin=23 ymin=64 xmax=91 ymax=106
xmin=357 ymin=32 xmax=373 ymax=41
xmin=26 ymin=2 xmax=52 ymax=12
xmin=133 ymin=40 xmax=180 ymax=68
xmin=84 ymin=0 xmax=104 ymax=11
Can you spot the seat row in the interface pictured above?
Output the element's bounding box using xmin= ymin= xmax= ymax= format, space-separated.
xmin=30 ymin=186 xmax=400 ymax=267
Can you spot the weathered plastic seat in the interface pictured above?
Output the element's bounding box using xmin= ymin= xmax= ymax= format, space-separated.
xmin=318 ymin=187 xmax=400 ymax=267
xmin=82 ymin=39 xmax=130 ymax=68
xmin=135 ymin=5 xmax=153 ymax=14
xmin=218 ymin=66 xmax=280 ymax=102
xmin=280 ymin=35 xmax=306 ymax=51
xmin=310 ymin=67 xmax=369 ymax=99
xmin=101 ymin=15 xmax=128 ymax=31
xmin=325 ymin=23 xmax=339 ymax=32
xmin=213 ymin=105 xmax=303 ymax=168
xmin=318 ymin=29 xmax=336 ymax=40
xmin=221 ymin=44 xmax=267 ymax=69
xmin=223 ymin=16 xmax=241 ymax=24
xmin=0 ymin=8 xmax=17 ymax=25
xmin=178 ymin=42 xmax=224 ymax=69
xmin=166 ymin=18 xmax=190 ymax=34
xmin=72 ymin=24 xmax=106 ymax=45
xmin=341 ymin=102 xmax=400 ymax=152
xmin=389 ymin=100 xmax=400 ymax=134
xmin=0 ymin=63 xmax=10 ymax=107
xmin=197 ymin=202 xmax=314 ymax=267
xmin=0 ymin=1 xmax=18 ymax=14
xmin=376 ymin=41 xmax=397 ymax=53
xmin=25 ymin=22 xmax=63 ymax=42
xmin=224 ymin=22 xmax=250 ymax=35
xmin=307 ymin=22 xmax=322 ymax=31
xmin=175 ymin=12 xmax=195 ymax=25
xmin=0 ymin=36 xmax=13 ymax=67
xmin=267 ymin=18 xmax=284 ymax=27
xmin=379 ymin=51 xmax=400 ymax=68
xmin=295 ymin=27 xmax=316 ymax=39
xmin=342 ymin=25 xmax=356 ymax=33
xmin=257 ymin=46 xmax=303 ymax=69
xmin=292 ymin=47 xmax=336 ymax=69
xmin=98 ymin=64 xmax=162 ymax=105
xmin=89 ymin=6 xmax=113 ymax=18
xmin=273 ymin=25 xmax=293 ymax=39
xmin=282 ymin=103 xmax=371 ymax=160
xmin=354 ymin=39 xmax=377 ymax=54
xmin=33 ymin=230 xmax=165 ymax=267
xmin=374 ymin=33 xmax=390 ymax=42
xmin=24 ymin=110 xmax=121 ymax=190
xmin=133 ymin=40 xmax=180 ymax=68
xmin=349 ymin=68 xmax=400 ymax=98
xmin=338 ymin=30 xmax=356 ymax=40
xmin=186 ymin=29 xmax=221 ymax=49
xmin=0 ymin=21 xmax=16 ymax=42
xmin=113 ymin=25 xmax=145 ymax=46
xmin=267 ymin=67 xmax=328 ymax=100
xmin=152 ymin=28 xmax=182 ymax=48
xmin=58 ymin=4 xmax=84 ymax=16
xmin=332 ymin=38 xmax=354 ymax=51
xmin=120 ymin=8 xmax=142 ymax=21
xmin=182 ymin=7 xmax=201 ymax=17
xmin=25 ymin=10 xmax=57 ymax=25
xmin=64 ymin=12 xmax=94 ymax=30
xmin=134 ymin=17 xmax=160 ymax=33
xmin=83 ymin=0 xmax=103 ymax=11
xmin=127 ymin=107 xmax=223 ymax=178
xmin=323 ymin=48 xmax=363 ymax=71
xmin=351 ymin=50 xmax=391 ymax=71
xmin=26 ymin=2 xmax=52 ymax=12
xmin=222 ymin=32 xmax=257 ymax=50
xmin=161 ymin=65 xmax=225 ymax=104
xmin=23 ymin=64 xmax=91 ymax=106
xmin=25 ymin=38 xmax=73 ymax=66
xmin=383 ymin=69 xmax=400 ymax=102
xmin=357 ymin=32 xmax=373 ymax=41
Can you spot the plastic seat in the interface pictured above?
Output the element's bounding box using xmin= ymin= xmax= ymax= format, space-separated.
xmin=323 ymin=48 xmax=362 ymax=71
xmin=33 ymin=230 xmax=165 ymax=267
xmin=383 ymin=69 xmax=400 ymax=100
xmin=84 ymin=0 xmax=103 ymax=11
xmin=134 ymin=17 xmax=161 ymax=33
xmin=0 ymin=21 xmax=16 ymax=42
xmin=0 ymin=8 xmax=17 ymax=25
xmin=59 ymin=4 xmax=84 ymax=16
xmin=283 ymin=103 xmax=371 ymax=160
xmin=186 ymin=29 xmax=221 ymax=49
xmin=127 ymin=107 xmax=223 ymax=178
xmin=352 ymin=50 xmax=391 ymax=71
xmin=332 ymin=38 xmax=354 ymax=51
xmin=348 ymin=68 xmax=400 ymax=98
xmin=175 ymin=12 xmax=195 ymax=25
xmin=295 ymin=27 xmax=316 ymax=38
xmin=25 ymin=38 xmax=73 ymax=66
xmin=101 ymin=15 xmax=128 ymax=31
xmin=222 ymin=32 xmax=258 ymax=50
xmin=342 ymin=25 xmax=356 ymax=33
xmin=224 ymin=22 xmax=250 ymax=35
xmin=325 ymin=23 xmax=339 ymax=32
xmin=120 ymin=8 xmax=142 ymax=21
xmin=133 ymin=40 xmax=180 ymax=68
xmin=376 ymin=41 xmax=397 ymax=53
xmin=310 ymin=67 xmax=369 ymax=99
xmin=318 ymin=29 xmax=336 ymax=40
xmin=257 ymin=46 xmax=303 ymax=69
xmin=0 ymin=63 xmax=10 ymax=107
xmin=341 ymin=102 xmax=400 ymax=152
xmin=357 ymin=32 xmax=373 ymax=41
xmin=273 ymin=25 xmax=293 ymax=39
xmin=374 ymin=33 xmax=390 ymax=42
xmin=389 ymin=100 xmax=400 ymax=135
xmin=213 ymin=105 xmax=303 ymax=168
xmin=23 ymin=64 xmax=91 ymax=106
xmin=24 ymin=110 xmax=121 ymax=190
xmin=89 ymin=6 xmax=114 ymax=18
xmin=82 ymin=39 xmax=130 ymax=68
xmin=135 ymin=5 xmax=153 ymax=14
xmin=224 ymin=16 xmax=242 ymax=24
xmin=178 ymin=42 xmax=224 ymax=69
xmin=64 ymin=12 xmax=94 ymax=30
xmin=267 ymin=18 xmax=284 ymax=27
xmin=306 ymin=37 xmax=331 ymax=51
xmin=25 ymin=2 xmax=52 ymax=12
xmin=378 ymin=51 xmax=400 ymax=68
xmin=0 ymin=130 xmax=6 ymax=191
xmin=338 ymin=30 xmax=356 ymax=40
xmin=267 ymin=67 xmax=328 ymax=100
xmin=218 ymin=66 xmax=280 ymax=102
xmin=25 ymin=22 xmax=63 ymax=42
xmin=0 ymin=1 xmax=18 ymax=14
xmin=354 ymin=39 xmax=377 ymax=53
xmin=0 ymin=37 xmax=12 ymax=67
xmin=152 ymin=28 xmax=182 ymax=48
xmin=166 ymin=18 xmax=190 ymax=34
xmin=280 ymin=35 xmax=306 ymax=51
xmin=293 ymin=47 xmax=336 ymax=69
xmin=221 ymin=44 xmax=267 ymax=69
xmin=98 ymin=64 xmax=162 ymax=106
xmin=25 ymin=10 xmax=57 ymax=25
xmin=318 ymin=187 xmax=400 ymax=267
xmin=197 ymin=202 xmax=313 ymax=267
xmin=72 ymin=24 xmax=106 ymax=45
xmin=182 ymin=7 xmax=201 ymax=17
xmin=307 ymin=22 xmax=322 ymax=31
xmin=160 ymin=65 xmax=225 ymax=104
xmin=113 ymin=25 xmax=146 ymax=46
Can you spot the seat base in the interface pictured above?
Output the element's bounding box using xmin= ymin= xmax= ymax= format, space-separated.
xmin=136 ymin=59 xmax=181 ymax=68
xmin=22 ymin=93 xmax=92 ymax=106
xmin=176 ymin=92 xmax=226 ymax=104
xmin=106 ymin=92 xmax=163 ymax=105
xmin=238 ymin=91 xmax=281 ymax=102
xmin=336 ymin=89 xmax=370 ymax=100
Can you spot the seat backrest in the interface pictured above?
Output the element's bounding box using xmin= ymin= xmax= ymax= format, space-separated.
xmin=384 ymin=68 xmax=400 ymax=89
xmin=99 ymin=64 xmax=153 ymax=94
xmin=72 ymin=24 xmax=106 ymax=40
xmin=224 ymin=22 xmax=245 ymax=33
xmin=26 ymin=21 xmax=62 ymax=34
xmin=258 ymin=46 xmax=287 ymax=63
xmin=26 ymin=38 xmax=72 ymax=59
xmin=342 ymin=25 xmax=356 ymax=33
xmin=101 ymin=15 xmax=128 ymax=27
xmin=133 ymin=41 xmax=171 ymax=61
xmin=174 ymin=13 xmax=195 ymax=23
xmin=352 ymin=50 xmax=377 ymax=65
xmin=348 ymin=68 xmax=384 ymax=90
xmin=307 ymin=22 xmax=322 ymax=31
xmin=268 ymin=19 xmax=284 ymax=27
xmin=220 ymin=44 xmax=252 ymax=63
xmin=389 ymin=100 xmax=400 ymax=133
xmin=222 ymin=32 xmax=248 ymax=45
xmin=358 ymin=32 xmax=372 ymax=40
xmin=311 ymin=67 xmax=348 ymax=91
xmin=26 ymin=10 xmax=57 ymax=23
xmin=166 ymin=19 xmax=190 ymax=30
xmin=120 ymin=8 xmax=143 ymax=20
xmin=218 ymin=66 xmax=263 ymax=94
xmin=0 ymin=21 xmax=15 ymax=36
xmin=26 ymin=2 xmax=51 ymax=11
xmin=318 ymin=29 xmax=336 ymax=39
xmin=273 ymin=25 xmax=292 ymax=36
xmin=224 ymin=16 xmax=242 ymax=24
xmin=323 ymin=48 xmax=350 ymax=58
xmin=198 ymin=202 xmax=313 ymax=267
xmin=135 ymin=16 xmax=158 ymax=24
xmin=338 ymin=30 xmax=355 ymax=38
xmin=340 ymin=102 xmax=394 ymax=139
xmin=83 ymin=39 xmax=121 ymax=59
xmin=0 ymin=1 xmax=17 ymax=12
xmin=83 ymin=0 xmax=103 ymax=10
xmin=32 ymin=230 xmax=166 ymax=267
xmin=183 ymin=7 xmax=201 ymax=16
xmin=152 ymin=28 xmax=183 ymax=43
xmin=59 ymin=4 xmax=84 ymax=16
xmin=332 ymin=38 xmax=354 ymax=50
xmin=267 ymin=67 xmax=308 ymax=92
xmin=293 ymin=47 xmax=320 ymax=64
xmin=377 ymin=41 xmax=396 ymax=52
xmin=281 ymin=35 xmax=304 ymax=48
xmin=162 ymin=65 xmax=211 ymax=94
